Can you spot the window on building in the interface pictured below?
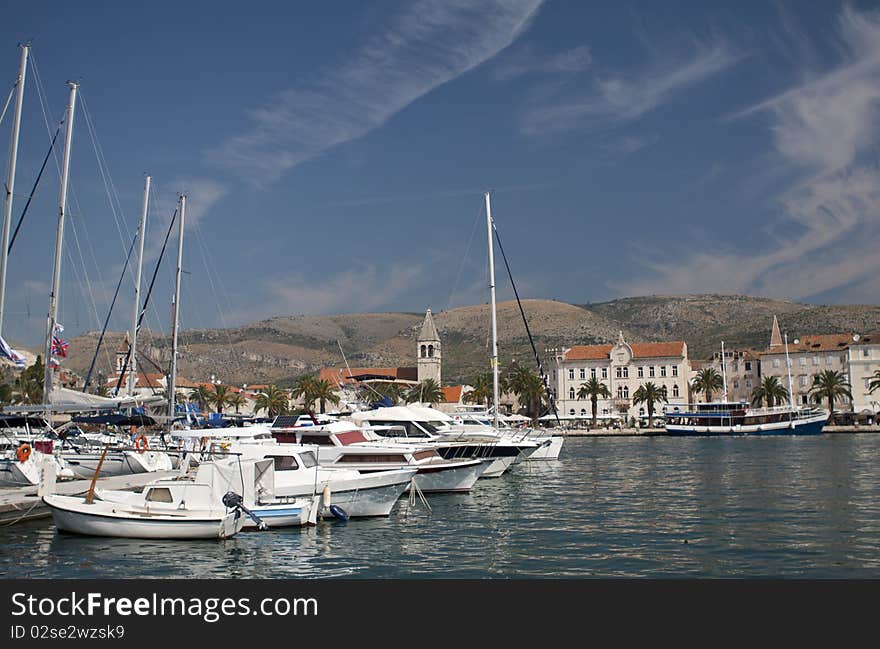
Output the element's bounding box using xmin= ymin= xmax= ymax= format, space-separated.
xmin=639 ymin=408 xmax=645 ymax=417
xmin=622 ymin=367 xmax=629 ymax=378
xmin=569 ymin=409 xmax=575 ymax=416
xmin=638 ymin=367 xmax=644 ymax=378
xmin=552 ymin=370 xmax=556 ymax=381
xmin=420 ymin=345 xmax=426 ymax=358
xmin=745 ymin=361 xmax=752 ymax=371
xmin=746 ymin=379 xmax=752 ymax=388
xmin=649 ymin=366 xmax=655 ymax=377
xmin=863 ymin=349 xmax=870 ymax=358
xmin=623 ymin=385 xmax=629 ymax=399
xmin=773 ymin=359 xmax=780 ymax=368
xmin=602 ymin=408 xmax=609 ymax=415
xmin=802 ymin=395 xmax=808 ymax=405
xmin=601 ymin=368 xmax=607 ymax=379
xmin=569 ymin=387 xmax=575 ymax=400
xmin=580 ymin=408 xmax=587 ymax=416
xmin=579 ymin=368 xmax=586 ymax=380
xmin=799 ymin=357 xmax=806 ymax=366
xmin=591 ymin=368 xmax=597 ymax=379
xmin=616 ymin=367 xmax=623 ymax=379
xmin=617 ymin=386 xmax=624 ymax=399
xmin=813 ymin=356 xmax=820 ymax=365
xmin=673 ymin=384 xmax=679 ymax=398
xmin=568 ymin=369 xmax=574 ymax=380
xmin=800 ymin=375 xmax=807 ymax=387
xmin=660 ymin=366 xmax=667 ymax=377
xmin=427 ymin=345 xmax=434 ymax=358
xmin=733 ymin=380 xmax=739 ymax=389
xmin=672 ymin=365 xmax=678 ymax=377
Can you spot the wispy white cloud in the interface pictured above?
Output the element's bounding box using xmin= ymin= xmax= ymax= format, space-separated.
xmin=492 ymin=45 xmax=592 ymax=81
xmin=208 ymin=0 xmax=543 ymax=185
xmin=146 ymin=178 xmax=228 ymax=261
xmin=520 ymin=41 xmax=741 ymax=135
xmin=608 ymin=133 xmax=660 ymax=155
xmin=226 ymin=263 xmax=425 ymax=323
xmin=616 ymin=7 xmax=880 ymax=303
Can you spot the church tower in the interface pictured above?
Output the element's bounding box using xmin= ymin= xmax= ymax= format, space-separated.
xmin=417 ymin=308 xmax=441 ymax=385
xmin=769 ymin=315 xmax=782 ymax=349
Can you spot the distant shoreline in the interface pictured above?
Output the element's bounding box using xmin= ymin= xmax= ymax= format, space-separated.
xmin=558 ymin=425 xmax=880 ymax=437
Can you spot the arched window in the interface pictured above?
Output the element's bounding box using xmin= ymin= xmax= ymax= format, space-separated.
xmin=580 ymin=408 xmax=586 ymax=416
xmin=623 ymin=386 xmax=629 ymax=399
xmin=673 ymin=384 xmax=680 ymax=398
xmin=569 ymin=409 xmax=575 ymax=416
xmin=420 ymin=345 xmax=426 ymax=358
xmin=569 ymin=387 xmax=575 ymax=400
xmin=428 ymin=345 xmax=434 ymax=358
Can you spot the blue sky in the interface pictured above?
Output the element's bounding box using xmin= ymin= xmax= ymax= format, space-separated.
xmin=1 ymin=1 xmax=879 ymax=348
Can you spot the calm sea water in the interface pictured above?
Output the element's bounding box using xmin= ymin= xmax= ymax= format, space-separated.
xmin=2 ymin=435 xmax=880 ymax=578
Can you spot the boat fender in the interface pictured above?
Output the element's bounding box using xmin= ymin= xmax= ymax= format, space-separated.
xmin=329 ymin=504 xmax=349 ymax=521
xmin=322 ymin=484 xmax=332 ymax=508
xmin=16 ymin=443 xmax=32 ymax=463
xmin=134 ymin=435 xmax=149 ymax=453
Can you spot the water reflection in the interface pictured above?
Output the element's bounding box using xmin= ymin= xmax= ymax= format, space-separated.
xmin=2 ymin=435 xmax=880 ymax=578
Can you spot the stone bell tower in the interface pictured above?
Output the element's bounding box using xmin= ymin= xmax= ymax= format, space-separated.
xmin=417 ymin=308 xmax=441 ymax=385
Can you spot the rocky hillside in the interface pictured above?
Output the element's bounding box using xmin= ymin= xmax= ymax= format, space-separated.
xmin=55 ymin=295 xmax=880 ymax=387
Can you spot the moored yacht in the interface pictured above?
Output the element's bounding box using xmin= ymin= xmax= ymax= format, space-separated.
xmin=663 ymin=401 xmax=828 ymax=436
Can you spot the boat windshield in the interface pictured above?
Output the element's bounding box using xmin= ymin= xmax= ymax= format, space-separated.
xmin=298 ymin=451 xmax=317 ymax=468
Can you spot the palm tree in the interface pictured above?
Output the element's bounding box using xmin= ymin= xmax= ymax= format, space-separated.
xmin=208 ymin=384 xmax=232 ymax=414
xmin=227 ymin=392 xmax=246 ymax=414
xmin=809 ymin=370 xmax=853 ymax=424
xmin=254 ymin=385 xmax=289 ymax=418
xmin=311 ymin=379 xmax=340 ymax=414
xmin=691 ymin=367 xmax=724 ymax=403
xmin=503 ymin=365 xmax=546 ymax=422
xmin=360 ymin=381 xmax=404 ymax=406
xmin=576 ymin=377 xmax=611 ymax=428
xmin=868 ymin=369 xmax=880 ymax=395
xmin=751 ymin=375 xmax=789 ymax=408
xmin=188 ymin=385 xmax=211 ymax=412
xmin=405 ymin=378 xmax=444 ymax=405
xmin=632 ymin=382 xmax=668 ymax=428
xmin=463 ymin=372 xmax=493 ymax=407
xmin=290 ymin=374 xmax=318 ymax=411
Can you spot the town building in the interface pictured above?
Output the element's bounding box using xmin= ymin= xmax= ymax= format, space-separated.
xmin=546 ymin=332 xmax=691 ymax=423
xmin=417 ymin=308 xmax=441 ymax=385
xmin=847 ymin=333 xmax=880 ymax=416
xmin=707 ymin=349 xmax=761 ymax=404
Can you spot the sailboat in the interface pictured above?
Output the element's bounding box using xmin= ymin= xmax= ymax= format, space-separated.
xmin=467 ymin=191 xmax=564 ymax=460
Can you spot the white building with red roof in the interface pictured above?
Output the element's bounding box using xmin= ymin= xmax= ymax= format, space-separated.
xmin=547 ymin=332 xmax=691 ymax=423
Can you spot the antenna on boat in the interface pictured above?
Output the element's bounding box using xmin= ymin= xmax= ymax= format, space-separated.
xmin=720 ymin=341 xmax=728 ymax=403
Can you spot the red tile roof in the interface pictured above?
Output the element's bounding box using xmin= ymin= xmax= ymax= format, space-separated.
xmin=765 ymin=333 xmax=857 ymax=354
xmin=564 ymin=341 xmax=685 ymax=361
xmin=441 ymin=385 xmax=464 ymax=403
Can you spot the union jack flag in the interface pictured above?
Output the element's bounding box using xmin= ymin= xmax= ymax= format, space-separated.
xmin=51 ymin=336 xmax=69 ymax=358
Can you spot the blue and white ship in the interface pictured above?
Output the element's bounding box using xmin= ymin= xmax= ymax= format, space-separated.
xmin=662 ymin=401 xmax=828 ymax=436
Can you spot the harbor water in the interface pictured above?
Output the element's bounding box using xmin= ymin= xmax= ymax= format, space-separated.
xmin=2 ymin=435 xmax=879 ymax=578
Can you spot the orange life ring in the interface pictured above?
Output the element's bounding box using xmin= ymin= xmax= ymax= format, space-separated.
xmin=134 ymin=435 xmax=149 ymax=452
xmin=16 ymin=443 xmax=31 ymax=463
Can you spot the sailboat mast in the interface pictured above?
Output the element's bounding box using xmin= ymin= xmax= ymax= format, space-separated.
xmin=43 ymin=81 xmax=78 ymax=406
xmin=720 ymin=340 xmax=728 ymax=403
xmin=127 ymin=175 xmax=150 ymax=396
xmin=784 ymin=333 xmax=795 ymax=410
xmin=168 ymin=193 xmax=185 ymax=419
xmin=0 ymin=44 xmax=30 ymax=339
xmin=485 ymin=191 xmax=500 ymax=429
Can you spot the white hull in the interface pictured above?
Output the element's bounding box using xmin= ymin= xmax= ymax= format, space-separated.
xmin=527 ymin=436 xmax=564 ymax=460
xmin=61 ymin=450 xmax=172 ymax=479
xmin=403 ymin=460 xmax=488 ymax=493
xmin=480 ymin=456 xmax=515 ymax=478
xmin=245 ymin=501 xmax=310 ymax=528
xmin=274 ymin=470 xmax=414 ymax=517
xmin=44 ymin=494 xmax=243 ymax=539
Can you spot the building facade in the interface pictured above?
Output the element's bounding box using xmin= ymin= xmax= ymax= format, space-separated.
xmin=707 ymin=349 xmax=761 ymax=404
xmin=547 ymin=332 xmax=690 ymax=423
xmin=417 ymin=308 xmax=441 ymax=385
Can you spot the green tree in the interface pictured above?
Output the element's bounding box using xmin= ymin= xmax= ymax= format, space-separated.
xmin=188 ymin=385 xmax=211 ymax=411
xmin=208 ymin=384 xmax=233 ymax=414
xmin=405 ymin=378 xmax=444 ymax=406
xmin=463 ymin=372 xmax=493 ymax=407
xmin=227 ymin=392 xmax=246 ymax=414
xmin=15 ymin=356 xmax=44 ymax=404
xmin=254 ymin=385 xmax=289 ymax=418
xmin=503 ymin=365 xmax=546 ymax=422
xmin=290 ymin=374 xmax=318 ymax=411
xmin=632 ymin=382 xmax=668 ymax=428
xmin=576 ymin=377 xmax=612 ymax=428
xmin=310 ymin=379 xmax=340 ymax=414
xmin=751 ymin=375 xmax=789 ymax=408
xmin=691 ymin=367 xmax=724 ymax=403
xmin=809 ymin=370 xmax=853 ymax=424
xmin=868 ymin=369 xmax=880 ymax=395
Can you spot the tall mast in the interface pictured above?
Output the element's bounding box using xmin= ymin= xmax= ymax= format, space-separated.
xmin=43 ymin=81 xmax=78 ymax=407
xmin=784 ymin=333 xmax=795 ymax=410
xmin=485 ymin=191 xmax=500 ymax=429
xmin=127 ymin=175 xmax=150 ymax=396
xmin=720 ymin=340 xmax=728 ymax=403
xmin=0 ymin=44 xmax=30 ymax=339
xmin=168 ymin=193 xmax=185 ymax=420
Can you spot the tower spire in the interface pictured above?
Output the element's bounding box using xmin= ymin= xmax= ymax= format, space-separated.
xmin=770 ymin=315 xmax=782 ymax=349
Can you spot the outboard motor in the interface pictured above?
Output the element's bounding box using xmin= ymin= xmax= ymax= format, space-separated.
xmin=222 ymin=491 xmax=267 ymax=530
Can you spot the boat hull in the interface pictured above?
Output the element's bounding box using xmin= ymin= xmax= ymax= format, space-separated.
xmin=43 ymin=495 xmax=242 ymax=539
xmin=527 ymin=436 xmax=564 ymax=460
xmin=664 ymin=414 xmax=828 ymax=437
xmin=479 ymin=456 xmax=515 ymax=478
xmin=61 ymin=450 xmax=172 ymax=479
